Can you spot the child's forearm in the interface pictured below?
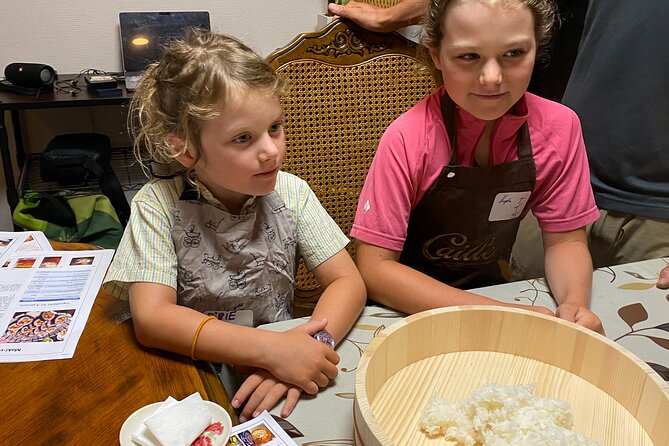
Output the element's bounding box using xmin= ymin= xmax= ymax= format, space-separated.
xmin=542 ymin=230 xmax=593 ymax=307
xmin=310 ymin=275 xmax=366 ymax=344
xmin=129 ymin=282 xmax=340 ymax=393
xmin=129 ymin=292 xmax=273 ymax=366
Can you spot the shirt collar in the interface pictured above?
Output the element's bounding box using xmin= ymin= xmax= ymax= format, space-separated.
xmin=455 ymin=93 xmax=529 ymax=140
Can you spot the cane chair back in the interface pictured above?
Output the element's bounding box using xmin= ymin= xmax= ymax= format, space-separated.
xmin=267 ymin=19 xmax=440 ymax=315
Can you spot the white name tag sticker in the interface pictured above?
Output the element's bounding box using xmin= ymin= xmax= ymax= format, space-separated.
xmin=489 ymin=191 xmax=531 ymax=222
xmin=205 ymin=310 xmax=254 ymax=327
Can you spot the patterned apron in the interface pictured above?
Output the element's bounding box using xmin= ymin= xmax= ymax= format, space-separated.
xmin=171 ymin=185 xmax=297 ymax=326
xmin=399 ymin=93 xmax=537 ymax=288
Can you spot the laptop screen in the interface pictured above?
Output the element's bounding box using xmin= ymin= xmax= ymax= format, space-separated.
xmin=119 ymin=11 xmax=211 ymax=73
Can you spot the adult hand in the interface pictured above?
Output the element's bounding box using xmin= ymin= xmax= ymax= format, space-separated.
xmin=327 ymin=1 xmax=393 ymax=32
xmin=263 ymin=318 xmax=339 ymax=395
xmin=556 ymin=302 xmax=605 ymax=336
xmin=657 ymin=264 xmax=669 ymax=289
xmin=232 ymin=369 xmax=302 ymax=422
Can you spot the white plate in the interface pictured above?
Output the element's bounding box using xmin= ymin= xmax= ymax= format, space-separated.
xmin=119 ymin=400 xmax=233 ymax=445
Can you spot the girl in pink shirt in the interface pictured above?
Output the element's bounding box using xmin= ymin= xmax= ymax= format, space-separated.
xmin=351 ymin=0 xmax=603 ymax=334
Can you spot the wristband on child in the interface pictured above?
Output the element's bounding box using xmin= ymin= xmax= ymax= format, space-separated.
xmin=190 ymin=315 xmax=216 ymax=360
xmin=313 ymin=330 xmax=335 ymax=349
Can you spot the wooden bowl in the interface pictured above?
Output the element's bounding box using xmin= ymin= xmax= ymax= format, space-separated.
xmin=354 ymin=306 xmax=669 ymax=445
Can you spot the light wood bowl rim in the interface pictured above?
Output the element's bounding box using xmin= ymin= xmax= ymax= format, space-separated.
xmin=353 ymin=305 xmax=669 ymax=445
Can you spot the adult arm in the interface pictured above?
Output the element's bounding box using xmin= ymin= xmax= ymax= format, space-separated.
xmin=355 ymin=241 xmax=554 ymax=315
xmin=327 ymin=0 xmax=429 ymax=33
xmin=542 ymin=227 xmax=604 ymax=334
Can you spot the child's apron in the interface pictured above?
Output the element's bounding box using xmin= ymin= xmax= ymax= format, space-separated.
xmin=399 ymin=93 xmax=537 ymax=288
xmin=171 ymin=185 xmax=297 ymax=327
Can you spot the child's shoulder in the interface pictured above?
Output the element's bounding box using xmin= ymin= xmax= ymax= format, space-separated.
xmin=275 ymin=170 xmax=310 ymax=194
xmin=525 ymin=92 xmax=583 ymax=146
xmin=525 ymin=92 xmax=580 ymax=125
xmin=133 ymin=176 xmax=185 ymax=209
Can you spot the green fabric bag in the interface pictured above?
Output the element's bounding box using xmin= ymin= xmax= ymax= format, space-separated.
xmin=13 ymin=192 xmax=124 ymax=249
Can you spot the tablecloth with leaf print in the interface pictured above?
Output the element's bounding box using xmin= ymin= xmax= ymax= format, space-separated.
xmin=259 ymin=257 xmax=669 ymax=445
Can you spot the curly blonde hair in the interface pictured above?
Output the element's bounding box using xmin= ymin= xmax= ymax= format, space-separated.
xmin=422 ymin=0 xmax=558 ymax=62
xmin=128 ymin=30 xmax=288 ymax=178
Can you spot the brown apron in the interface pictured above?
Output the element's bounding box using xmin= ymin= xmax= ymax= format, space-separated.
xmin=399 ymin=93 xmax=536 ymax=288
xmin=171 ymin=184 xmax=297 ymax=326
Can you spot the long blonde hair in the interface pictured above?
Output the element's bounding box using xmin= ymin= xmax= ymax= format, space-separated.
xmin=128 ymin=30 xmax=288 ymax=179
xmin=422 ymin=0 xmax=558 ymax=62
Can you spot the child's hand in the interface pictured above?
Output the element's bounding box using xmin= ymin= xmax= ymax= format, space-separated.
xmin=509 ymin=303 xmax=554 ymax=317
xmin=232 ymin=369 xmax=301 ymax=422
xmin=556 ymin=302 xmax=605 ymax=335
xmin=264 ymin=318 xmax=339 ymax=394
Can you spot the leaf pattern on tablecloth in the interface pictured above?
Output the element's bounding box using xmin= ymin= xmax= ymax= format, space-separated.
xmin=648 ymin=363 xmax=669 ymax=381
xmin=303 ymin=440 xmax=354 ymax=445
xmin=271 ymin=414 xmax=303 ymax=438
xmin=623 ymin=270 xmax=657 ymax=281
xmin=353 ymin=324 xmax=382 ymax=331
xmin=335 ymin=392 xmax=355 ymax=399
xmin=598 ymin=266 xmax=616 ymax=283
xmin=367 ymin=311 xmax=404 ymax=319
xmin=614 ymin=304 xmax=669 ymax=349
xmin=512 ymin=279 xmax=552 ymax=305
xmin=618 ymin=303 xmax=648 ymax=329
xmin=647 ymin=336 xmax=669 ymax=350
xmin=618 ymin=282 xmax=656 ymax=290
xmin=340 ymin=323 xmax=387 ymax=373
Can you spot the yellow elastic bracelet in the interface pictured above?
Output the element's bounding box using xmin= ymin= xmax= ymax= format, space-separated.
xmin=190 ymin=315 xmax=216 ymax=361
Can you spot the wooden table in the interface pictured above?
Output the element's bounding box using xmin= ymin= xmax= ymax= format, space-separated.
xmin=0 ymin=242 xmax=235 ymax=444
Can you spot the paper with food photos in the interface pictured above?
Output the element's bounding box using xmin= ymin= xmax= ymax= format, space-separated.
xmin=227 ymin=410 xmax=297 ymax=446
xmin=0 ymin=232 xmax=114 ymax=362
xmin=0 ymin=231 xmax=52 ymax=258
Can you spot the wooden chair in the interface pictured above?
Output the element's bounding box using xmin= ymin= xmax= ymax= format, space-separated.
xmin=266 ymin=19 xmax=440 ymax=316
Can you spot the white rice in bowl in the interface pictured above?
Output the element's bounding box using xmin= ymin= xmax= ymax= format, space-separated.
xmin=419 ymin=383 xmax=601 ymax=445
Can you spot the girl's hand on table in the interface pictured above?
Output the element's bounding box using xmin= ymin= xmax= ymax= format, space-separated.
xmin=508 ymin=303 xmax=554 ymax=317
xmin=557 ymin=302 xmax=605 ymax=336
xmin=263 ymin=318 xmax=339 ymax=395
xmin=232 ymin=369 xmax=301 ymax=422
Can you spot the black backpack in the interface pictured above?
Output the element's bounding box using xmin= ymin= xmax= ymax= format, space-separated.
xmin=39 ymin=133 xmax=131 ymax=226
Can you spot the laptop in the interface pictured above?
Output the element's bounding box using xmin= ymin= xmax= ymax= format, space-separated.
xmin=119 ymin=11 xmax=211 ymax=91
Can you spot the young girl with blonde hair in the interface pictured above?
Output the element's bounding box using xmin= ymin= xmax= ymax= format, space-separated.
xmin=104 ymin=30 xmax=365 ymax=421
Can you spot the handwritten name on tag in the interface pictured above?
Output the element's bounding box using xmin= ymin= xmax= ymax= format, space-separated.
xmin=489 ymin=191 xmax=531 ymax=222
xmin=205 ymin=310 xmax=254 ymax=327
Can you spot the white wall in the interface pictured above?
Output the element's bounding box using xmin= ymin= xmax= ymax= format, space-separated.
xmin=1 ymin=0 xmax=326 ymax=72
xmin=0 ymin=0 xmax=329 ymax=230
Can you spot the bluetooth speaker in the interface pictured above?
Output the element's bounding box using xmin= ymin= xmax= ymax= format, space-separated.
xmin=4 ymin=63 xmax=57 ymax=89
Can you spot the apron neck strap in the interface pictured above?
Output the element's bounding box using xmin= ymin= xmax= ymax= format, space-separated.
xmin=439 ymin=92 xmax=533 ymax=164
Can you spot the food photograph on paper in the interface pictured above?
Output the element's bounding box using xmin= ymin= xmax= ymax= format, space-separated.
xmin=15 ymin=257 xmax=37 ymax=268
xmin=0 ymin=310 xmax=74 ymax=343
xmin=39 ymin=256 xmax=62 ymax=268
xmin=69 ymin=256 xmax=94 ymax=266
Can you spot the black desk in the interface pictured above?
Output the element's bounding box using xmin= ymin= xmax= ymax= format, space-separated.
xmin=0 ymin=75 xmax=132 ymax=228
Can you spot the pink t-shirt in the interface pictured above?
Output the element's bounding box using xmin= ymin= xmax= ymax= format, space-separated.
xmin=351 ymin=87 xmax=600 ymax=252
